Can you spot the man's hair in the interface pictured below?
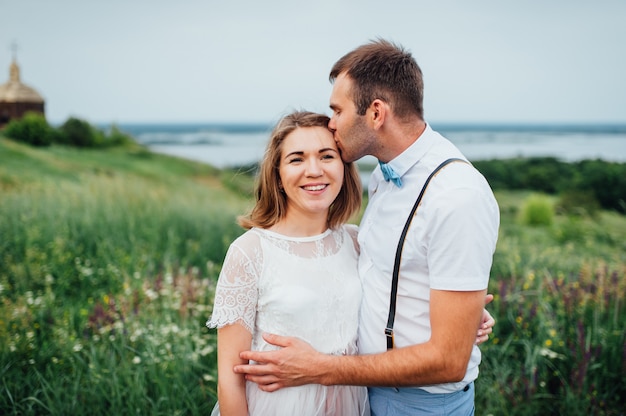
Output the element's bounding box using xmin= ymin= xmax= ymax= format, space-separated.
xmin=238 ymin=111 xmax=362 ymax=230
xmin=329 ymin=39 xmax=424 ymax=120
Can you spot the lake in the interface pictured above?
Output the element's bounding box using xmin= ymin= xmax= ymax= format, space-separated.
xmin=116 ymin=122 xmax=626 ymax=169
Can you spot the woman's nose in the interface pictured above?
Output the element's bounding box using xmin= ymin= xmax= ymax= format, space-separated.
xmin=305 ymin=158 xmax=323 ymax=177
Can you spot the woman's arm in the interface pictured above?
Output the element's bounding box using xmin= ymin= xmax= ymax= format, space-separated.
xmin=217 ymin=323 xmax=252 ymax=416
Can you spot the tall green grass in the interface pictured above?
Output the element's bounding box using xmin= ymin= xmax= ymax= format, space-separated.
xmin=1 ymin=137 xmax=625 ymax=414
xmin=478 ymin=191 xmax=626 ymax=415
xmin=1 ymin=138 xmax=250 ymax=414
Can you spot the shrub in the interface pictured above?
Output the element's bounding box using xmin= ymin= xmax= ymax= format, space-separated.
xmin=3 ymin=112 xmax=54 ymax=146
xmin=572 ymin=160 xmax=626 ymax=214
xmin=556 ymin=190 xmax=600 ymax=218
xmin=58 ymin=117 xmax=98 ymax=147
xmin=474 ymin=158 xmax=626 ymax=215
xmin=519 ymin=194 xmax=554 ymax=226
xmin=105 ymin=125 xmax=134 ymax=147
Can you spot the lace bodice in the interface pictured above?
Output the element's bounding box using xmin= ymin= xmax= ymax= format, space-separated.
xmin=207 ymin=224 xmax=362 ymax=355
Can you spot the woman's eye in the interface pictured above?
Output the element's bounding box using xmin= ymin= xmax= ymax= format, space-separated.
xmin=322 ymin=154 xmax=335 ymax=160
xmin=288 ymin=157 xmax=303 ymax=164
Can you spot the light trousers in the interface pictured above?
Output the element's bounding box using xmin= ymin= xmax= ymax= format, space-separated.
xmin=368 ymin=382 xmax=474 ymax=416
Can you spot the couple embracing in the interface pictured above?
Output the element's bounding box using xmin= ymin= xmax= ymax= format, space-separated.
xmin=207 ymin=39 xmax=500 ymax=416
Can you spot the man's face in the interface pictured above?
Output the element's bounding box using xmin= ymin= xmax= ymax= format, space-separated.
xmin=328 ymin=73 xmax=374 ymax=163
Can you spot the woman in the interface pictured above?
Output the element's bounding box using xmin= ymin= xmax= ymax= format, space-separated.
xmin=207 ymin=111 xmax=368 ymax=415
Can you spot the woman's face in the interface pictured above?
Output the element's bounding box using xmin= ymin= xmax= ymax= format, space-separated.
xmin=278 ymin=126 xmax=345 ymax=218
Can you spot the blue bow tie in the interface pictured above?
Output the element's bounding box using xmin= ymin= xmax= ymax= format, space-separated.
xmin=379 ymin=161 xmax=403 ymax=187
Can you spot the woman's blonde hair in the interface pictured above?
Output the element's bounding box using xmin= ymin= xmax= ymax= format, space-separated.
xmin=238 ymin=111 xmax=362 ymax=230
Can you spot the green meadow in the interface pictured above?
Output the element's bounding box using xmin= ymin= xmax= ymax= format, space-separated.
xmin=1 ymin=136 xmax=624 ymax=415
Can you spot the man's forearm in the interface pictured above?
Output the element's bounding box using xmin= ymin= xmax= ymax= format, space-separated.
xmin=318 ymin=342 xmax=469 ymax=387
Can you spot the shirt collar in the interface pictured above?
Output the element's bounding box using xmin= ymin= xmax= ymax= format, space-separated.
xmin=384 ymin=123 xmax=436 ymax=179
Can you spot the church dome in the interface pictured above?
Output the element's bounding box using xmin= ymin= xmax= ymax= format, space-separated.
xmin=0 ymin=60 xmax=44 ymax=103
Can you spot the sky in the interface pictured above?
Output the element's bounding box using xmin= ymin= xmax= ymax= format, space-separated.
xmin=1 ymin=0 xmax=625 ymax=125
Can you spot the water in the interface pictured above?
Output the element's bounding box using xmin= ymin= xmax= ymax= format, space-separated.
xmin=117 ymin=123 xmax=626 ymax=169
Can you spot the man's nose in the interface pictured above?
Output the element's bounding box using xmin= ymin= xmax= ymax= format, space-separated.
xmin=328 ymin=116 xmax=336 ymax=132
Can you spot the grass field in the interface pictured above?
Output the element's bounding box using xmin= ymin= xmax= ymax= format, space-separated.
xmin=1 ymin=137 xmax=624 ymax=415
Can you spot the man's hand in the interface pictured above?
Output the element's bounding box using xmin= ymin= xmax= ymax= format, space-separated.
xmin=233 ymin=333 xmax=327 ymax=392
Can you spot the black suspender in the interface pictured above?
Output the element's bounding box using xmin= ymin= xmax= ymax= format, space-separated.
xmin=385 ymin=158 xmax=468 ymax=350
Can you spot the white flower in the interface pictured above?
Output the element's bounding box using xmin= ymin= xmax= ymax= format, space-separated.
xmin=199 ymin=345 xmax=215 ymax=356
xmin=144 ymin=288 xmax=158 ymax=300
xmin=73 ymin=343 xmax=83 ymax=352
xmin=132 ymin=356 xmax=141 ymax=364
xmin=539 ymin=348 xmax=564 ymax=360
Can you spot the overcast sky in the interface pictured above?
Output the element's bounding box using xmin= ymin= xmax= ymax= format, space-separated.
xmin=1 ymin=0 xmax=625 ymax=125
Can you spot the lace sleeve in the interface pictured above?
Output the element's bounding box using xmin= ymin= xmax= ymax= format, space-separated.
xmin=206 ymin=240 xmax=259 ymax=334
xmin=344 ymin=223 xmax=360 ymax=255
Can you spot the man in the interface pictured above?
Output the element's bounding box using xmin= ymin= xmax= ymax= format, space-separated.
xmin=234 ymin=39 xmax=500 ymax=415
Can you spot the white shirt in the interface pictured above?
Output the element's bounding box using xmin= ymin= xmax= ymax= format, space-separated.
xmin=357 ymin=124 xmax=500 ymax=394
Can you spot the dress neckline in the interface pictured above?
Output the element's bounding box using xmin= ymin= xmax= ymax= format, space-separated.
xmin=254 ymin=227 xmax=333 ymax=242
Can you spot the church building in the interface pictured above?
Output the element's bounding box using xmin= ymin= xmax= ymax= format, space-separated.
xmin=0 ymin=55 xmax=45 ymax=128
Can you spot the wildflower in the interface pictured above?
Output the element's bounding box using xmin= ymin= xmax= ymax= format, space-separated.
xmin=132 ymin=356 xmax=142 ymax=364
xmin=73 ymin=343 xmax=83 ymax=352
xmin=515 ymin=316 xmax=523 ymax=324
xmin=545 ymin=339 xmax=553 ymax=347
xmin=199 ymin=345 xmax=215 ymax=356
xmin=203 ymin=374 xmax=215 ymax=382
xmin=539 ymin=348 xmax=564 ymax=360
xmin=145 ymin=288 xmax=158 ymax=300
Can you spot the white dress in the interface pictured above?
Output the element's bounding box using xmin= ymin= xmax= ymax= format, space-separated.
xmin=207 ymin=225 xmax=369 ymax=416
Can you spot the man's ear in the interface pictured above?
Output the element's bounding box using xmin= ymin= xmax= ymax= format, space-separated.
xmin=369 ymin=99 xmax=387 ymax=130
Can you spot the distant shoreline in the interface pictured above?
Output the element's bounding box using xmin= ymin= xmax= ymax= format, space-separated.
xmin=95 ymin=121 xmax=626 ymax=136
